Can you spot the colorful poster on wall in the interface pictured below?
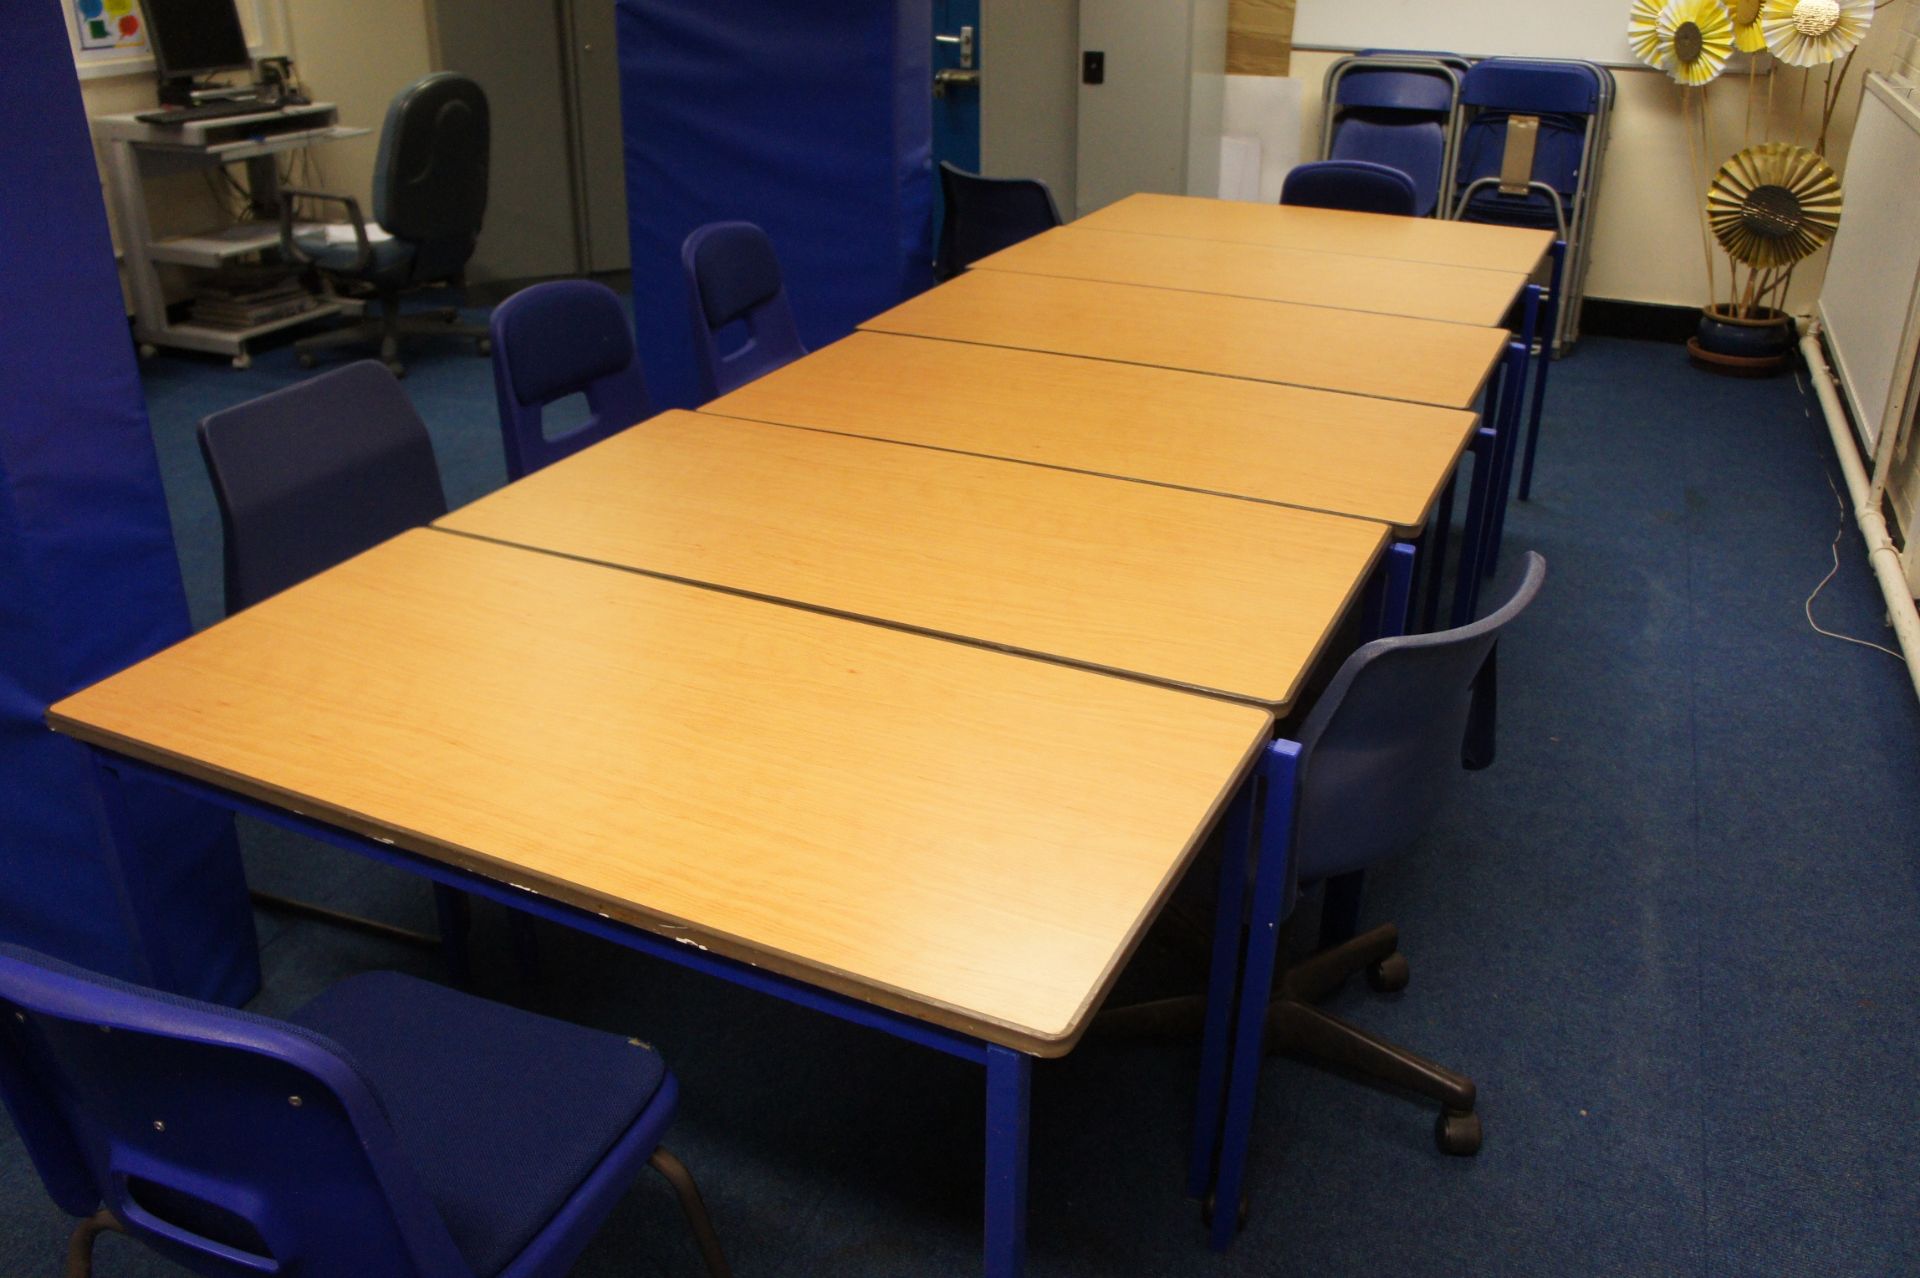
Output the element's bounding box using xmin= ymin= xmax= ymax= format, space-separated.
xmin=72 ymin=0 xmax=147 ymax=51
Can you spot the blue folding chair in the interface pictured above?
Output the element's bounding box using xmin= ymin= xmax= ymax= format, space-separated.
xmin=681 ymin=221 xmax=807 ymax=400
xmin=1319 ymin=55 xmax=1464 ymax=218
xmin=1280 ymin=159 xmax=1419 ymax=217
xmin=490 ymin=280 xmax=652 ymax=481
xmin=934 ymin=161 xmax=1064 ymax=279
xmin=0 ymin=944 xmax=729 ymax=1277
xmin=1196 ymin=553 xmax=1547 ymax=1248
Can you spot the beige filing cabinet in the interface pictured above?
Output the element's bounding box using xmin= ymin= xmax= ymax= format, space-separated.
xmin=1075 ymin=0 xmax=1227 ymax=217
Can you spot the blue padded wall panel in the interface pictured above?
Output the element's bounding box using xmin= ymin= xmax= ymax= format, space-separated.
xmin=0 ymin=2 xmax=258 ymax=1004
xmin=617 ymin=0 xmax=934 ymax=408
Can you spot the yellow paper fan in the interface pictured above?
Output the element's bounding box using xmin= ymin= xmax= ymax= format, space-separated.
xmin=1707 ymin=142 xmax=1843 ymax=268
xmin=1729 ymin=0 xmax=1768 ymax=52
xmin=1629 ymin=0 xmax=1671 ymax=68
xmin=1760 ymin=0 xmax=1873 ymax=67
xmin=1657 ymin=0 xmax=1735 ymax=86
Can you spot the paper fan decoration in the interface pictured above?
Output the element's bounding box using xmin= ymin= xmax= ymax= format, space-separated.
xmin=1707 ymin=143 xmax=1843 ymax=268
xmin=1656 ymin=0 xmax=1735 ymax=85
xmin=1760 ymin=0 xmax=1873 ymax=66
xmin=1729 ymin=0 xmax=1768 ymax=53
xmin=1629 ymin=0 xmax=1671 ymax=68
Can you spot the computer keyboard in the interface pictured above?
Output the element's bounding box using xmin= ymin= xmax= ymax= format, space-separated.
xmin=136 ymin=100 xmax=277 ymax=126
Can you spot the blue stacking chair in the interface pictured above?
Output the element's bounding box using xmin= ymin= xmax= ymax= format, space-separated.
xmin=0 ymin=944 xmax=729 ymax=1277
xmin=1319 ymin=55 xmax=1464 ymax=218
xmin=1280 ymin=160 xmax=1418 ymax=217
xmin=934 ymin=161 xmax=1064 ymax=279
xmin=1200 ymin=554 xmax=1546 ymax=1244
xmin=490 ymin=280 xmax=652 ymax=481
xmin=681 ymin=221 xmax=808 ymax=400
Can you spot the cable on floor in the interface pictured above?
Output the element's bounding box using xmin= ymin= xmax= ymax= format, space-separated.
xmin=1795 ymin=366 xmax=1906 ymax=662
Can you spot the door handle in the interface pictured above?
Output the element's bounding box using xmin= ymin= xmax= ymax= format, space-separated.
xmin=933 ymin=67 xmax=981 ymax=98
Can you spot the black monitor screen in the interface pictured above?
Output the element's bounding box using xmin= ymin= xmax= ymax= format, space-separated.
xmin=142 ymin=0 xmax=252 ymax=79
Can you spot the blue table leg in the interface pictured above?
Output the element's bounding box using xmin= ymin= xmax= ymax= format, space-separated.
xmin=1208 ymin=740 xmax=1300 ymax=1252
xmin=985 ymin=1045 xmax=1031 ymax=1278
xmin=1517 ymin=242 xmax=1567 ymax=502
xmin=1419 ymin=467 xmax=1456 ymax=633
xmin=1478 ymin=341 xmax=1531 ymax=586
xmin=1188 ymin=779 xmax=1256 ymax=1199
xmin=1450 ymin=426 xmax=1499 ymax=628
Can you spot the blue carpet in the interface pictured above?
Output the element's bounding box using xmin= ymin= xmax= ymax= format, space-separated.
xmin=4 ymin=326 xmax=1918 ymax=1276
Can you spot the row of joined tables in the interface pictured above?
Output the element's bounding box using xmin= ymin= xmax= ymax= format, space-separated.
xmin=51 ymin=193 xmax=1552 ymax=1275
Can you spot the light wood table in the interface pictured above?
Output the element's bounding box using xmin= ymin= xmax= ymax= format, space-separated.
xmin=438 ymin=411 xmax=1389 ymax=710
xmin=707 ymin=332 xmax=1476 ymax=537
xmin=860 ymin=269 xmax=1508 ymax=410
xmin=50 ymin=530 xmax=1273 ymax=1274
xmin=1077 ymin=192 xmax=1555 ymax=277
xmin=971 ymin=225 xmax=1529 ymax=328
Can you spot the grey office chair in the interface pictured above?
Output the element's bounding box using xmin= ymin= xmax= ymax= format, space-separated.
xmin=279 ymin=72 xmax=491 ymax=377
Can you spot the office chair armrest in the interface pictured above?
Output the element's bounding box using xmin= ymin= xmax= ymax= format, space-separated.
xmin=278 ymin=188 xmax=373 ymax=275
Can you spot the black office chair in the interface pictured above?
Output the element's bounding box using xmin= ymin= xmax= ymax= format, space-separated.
xmin=934 ymin=161 xmax=1064 ymax=280
xmin=196 ymin=362 xmax=497 ymax=975
xmin=279 ymin=72 xmax=491 ymax=377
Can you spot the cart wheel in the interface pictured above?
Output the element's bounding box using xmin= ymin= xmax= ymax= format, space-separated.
xmin=297 ymin=352 xmax=316 ymax=369
xmin=231 ymin=352 xmax=251 ymax=371
xmin=137 ymin=344 xmax=158 ymax=360
xmin=476 ymin=336 xmax=492 ymax=357
xmin=386 ymin=360 xmax=407 ymax=379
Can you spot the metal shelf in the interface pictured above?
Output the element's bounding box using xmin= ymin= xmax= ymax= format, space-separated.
xmin=147 ymin=221 xmax=325 ymax=268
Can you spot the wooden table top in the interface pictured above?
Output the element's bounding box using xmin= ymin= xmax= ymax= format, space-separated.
xmin=971 ymin=225 xmax=1528 ymax=328
xmin=859 ymin=269 xmax=1508 ymax=409
xmin=49 ymin=531 xmax=1272 ymax=1055
xmin=708 ymin=333 xmax=1475 ymax=536
xmin=437 ymin=411 xmax=1388 ymax=709
xmin=1076 ymin=193 xmax=1555 ymax=277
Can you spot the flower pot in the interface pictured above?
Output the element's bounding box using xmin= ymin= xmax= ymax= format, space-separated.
xmin=1687 ymin=305 xmax=1797 ymax=376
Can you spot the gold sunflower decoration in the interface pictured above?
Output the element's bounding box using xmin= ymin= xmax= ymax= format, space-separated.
xmin=1657 ymin=0 xmax=1735 ymax=86
xmin=1760 ymin=0 xmax=1873 ymax=67
xmin=1729 ymin=0 xmax=1768 ymax=53
xmin=1629 ymin=0 xmax=1671 ymax=68
xmin=1706 ymin=142 xmax=1843 ymax=268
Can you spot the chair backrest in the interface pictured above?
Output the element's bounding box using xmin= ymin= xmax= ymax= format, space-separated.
xmin=1289 ymin=553 xmax=1546 ymax=890
xmin=1282 ymin=160 xmax=1419 ymax=217
xmin=934 ymin=161 xmax=1065 ymax=279
xmin=489 ymin=280 xmax=652 ymax=481
xmin=198 ymin=361 xmax=448 ymax=613
xmin=0 ymin=944 xmax=469 ymax=1277
xmin=1453 ymin=60 xmax=1605 ymax=223
xmin=680 ymin=221 xmax=807 ymax=401
xmin=373 ymin=71 xmax=489 ymax=284
xmin=1325 ymin=60 xmax=1459 ymax=216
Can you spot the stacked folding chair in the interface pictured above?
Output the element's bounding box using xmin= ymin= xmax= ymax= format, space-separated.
xmin=1318 ymin=53 xmax=1468 ymax=219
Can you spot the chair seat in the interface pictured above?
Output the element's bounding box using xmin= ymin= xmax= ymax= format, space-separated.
xmin=290 ymin=971 xmax=666 ymax=1277
xmin=294 ymin=226 xmax=416 ymax=281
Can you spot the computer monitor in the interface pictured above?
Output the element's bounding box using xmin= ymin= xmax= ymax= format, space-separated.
xmin=142 ymin=0 xmax=252 ymax=83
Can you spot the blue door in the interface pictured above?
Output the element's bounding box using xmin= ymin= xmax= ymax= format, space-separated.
xmin=932 ymin=0 xmax=981 ymax=174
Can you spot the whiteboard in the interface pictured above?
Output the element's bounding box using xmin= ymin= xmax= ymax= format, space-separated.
xmin=1293 ymin=0 xmax=1638 ymax=67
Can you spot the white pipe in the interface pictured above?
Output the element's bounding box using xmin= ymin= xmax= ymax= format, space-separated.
xmin=1800 ymin=329 xmax=1920 ymax=705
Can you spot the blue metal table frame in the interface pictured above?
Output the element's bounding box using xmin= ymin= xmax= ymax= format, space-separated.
xmin=79 ymin=740 xmax=1259 ymax=1277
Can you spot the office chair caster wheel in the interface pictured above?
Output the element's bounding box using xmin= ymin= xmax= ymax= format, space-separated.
xmin=297 ymin=352 xmax=316 ymax=369
xmin=1201 ymin=1190 xmax=1249 ymax=1233
xmin=1436 ymin=1107 xmax=1481 ymax=1156
xmin=385 ymin=360 xmax=407 ymax=379
xmin=231 ymin=352 xmax=251 ymax=370
xmin=1366 ymin=953 xmax=1409 ymax=993
xmin=138 ymin=343 xmax=157 ymax=360
xmin=476 ymin=337 xmax=491 ymax=356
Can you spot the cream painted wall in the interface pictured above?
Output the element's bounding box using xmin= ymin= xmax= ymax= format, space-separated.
xmin=982 ymin=0 xmax=1080 ymax=210
xmin=74 ymin=0 xmax=433 ymax=302
xmin=1290 ymin=13 xmax=1907 ymax=312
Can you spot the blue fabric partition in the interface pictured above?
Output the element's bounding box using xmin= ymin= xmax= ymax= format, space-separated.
xmin=0 ymin=3 xmax=258 ymax=1004
xmin=616 ymin=0 xmax=934 ymax=408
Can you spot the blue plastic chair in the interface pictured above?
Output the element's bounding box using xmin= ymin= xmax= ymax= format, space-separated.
xmin=0 ymin=944 xmax=729 ymax=1277
xmin=1201 ymin=553 xmax=1546 ymax=1243
xmin=1280 ymin=160 xmax=1418 ymax=217
xmin=681 ymin=221 xmax=807 ymax=400
xmin=489 ymin=280 xmax=652 ymax=481
xmin=934 ymin=161 xmax=1064 ymax=279
xmin=1451 ymin=60 xmax=1607 ymax=241
xmin=1321 ymin=57 xmax=1463 ymax=217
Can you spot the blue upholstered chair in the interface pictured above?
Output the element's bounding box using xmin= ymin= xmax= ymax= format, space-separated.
xmin=489 ymin=281 xmax=652 ymax=481
xmin=1281 ymin=160 xmax=1419 ymax=217
xmin=1267 ymin=552 xmax=1546 ymax=1153
xmin=0 ymin=944 xmax=729 ymax=1277
xmin=1320 ymin=57 xmax=1462 ymax=217
xmin=934 ymin=161 xmax=1064 ymax=280
xmin=680 ymin=221 xmax=807 ymax=401
xmin=278 ymin=73 xmax=492 ymax=377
